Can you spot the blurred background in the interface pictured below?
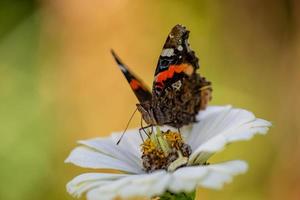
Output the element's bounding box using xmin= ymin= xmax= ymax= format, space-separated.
xmin=1 ymin=0 xmax=299 ymax=200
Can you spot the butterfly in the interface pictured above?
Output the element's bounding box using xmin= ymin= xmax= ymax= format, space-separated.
xmin=111 ymin=24 xmax=212 ymax=130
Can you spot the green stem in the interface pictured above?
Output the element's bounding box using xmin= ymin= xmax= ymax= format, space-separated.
xmin=158 ymin=191 xmax=196 ymax=200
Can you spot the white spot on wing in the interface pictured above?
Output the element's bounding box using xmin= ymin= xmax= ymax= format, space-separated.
xmin=118 ymin=64 xmax=127 ymax=73
xmin=172 ymin=80 xmax=182 ymax=90
xmin=177 ymin=45 xmax=183 ymax=51
xmin=161 ymin=48 xmax=175 ymax=57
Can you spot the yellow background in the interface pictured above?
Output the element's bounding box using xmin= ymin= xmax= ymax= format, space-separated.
xmin=1 ymin=0 xmax=299 ymax=200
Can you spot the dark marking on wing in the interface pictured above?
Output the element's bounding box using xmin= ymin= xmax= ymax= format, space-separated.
xmin=111 ymin=50 xmax=152 ymax=103
xmin=150 ymin=24 xmax=212 ymax=127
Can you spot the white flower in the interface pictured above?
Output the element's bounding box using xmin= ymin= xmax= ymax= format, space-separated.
xmin=65 ymin=105 xmax=271 ymax=200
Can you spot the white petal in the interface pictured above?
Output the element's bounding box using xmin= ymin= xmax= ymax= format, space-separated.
xmin=169 ymin=160 xmax=247 ymax=191
xmin=198 ymin=160 xmax=248 ymax=189
xmin=65 ymin=128 xmax=146 ymax=173
xmin=109 ymin=128 xmax=143 ymax=159
xmin=86 ymin=171 xmax=170 ymax=200
xmin=67 ymin=160 xmax=247 ymax=200
xmin=66 ymin=173 xmax=127 ymax=198
xmin=65 ymin=146 xmax=142 ymax=173
xmin=78 ymin=129 xmax=143 ymax=171
xmin=118 ymin=172 xmax=170 ymax=198
xmin=187 ymin=106 xmax=271 ymax=164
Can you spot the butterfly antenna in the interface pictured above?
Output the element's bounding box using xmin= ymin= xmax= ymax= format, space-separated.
xmin=116 ymin=107 xmax=138 ymax=145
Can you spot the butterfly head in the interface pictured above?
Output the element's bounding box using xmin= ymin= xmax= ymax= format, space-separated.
xmin=136 ymin=103 xmax=157 ymax=125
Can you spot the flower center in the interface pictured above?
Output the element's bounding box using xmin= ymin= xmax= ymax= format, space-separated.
xmin=141 ymin=127 xmax=192 ymax=172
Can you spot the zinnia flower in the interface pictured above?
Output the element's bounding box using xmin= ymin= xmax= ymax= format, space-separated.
xmin=65 ymin=105 xmax=271 ymax=200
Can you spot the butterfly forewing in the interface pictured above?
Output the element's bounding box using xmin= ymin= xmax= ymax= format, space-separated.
xmin=152 ymin=25 xmax=200 ymax=95
xmin=111 ymin=50 xmax=152 ymax=103
xmin=151 ymin=25 xmax=212 ymax=127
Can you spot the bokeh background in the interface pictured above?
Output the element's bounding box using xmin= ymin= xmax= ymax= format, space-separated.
xmin=1 ymin=0 xmax=300 ymax=200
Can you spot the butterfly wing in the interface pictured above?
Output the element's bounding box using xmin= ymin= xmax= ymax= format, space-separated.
xmin=153 ymin=24 xmax=200 ymax=95
xmin=111 ymin=50 xmax=152 ymax=103
xmin=151 ymin=24 xmax=212 ymax=127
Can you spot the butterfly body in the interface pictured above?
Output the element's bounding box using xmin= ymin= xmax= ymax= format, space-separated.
xmin=112 ymin=24 xmax=212 ymax=129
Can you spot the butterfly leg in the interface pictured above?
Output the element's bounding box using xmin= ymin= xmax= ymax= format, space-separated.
xmin=140 ymin=117 xmax=150 ymax=138
xmin=139 ymin=125 xmax=153 ymax=136
xmin=138 ymin=128 xmax=145 ymax=143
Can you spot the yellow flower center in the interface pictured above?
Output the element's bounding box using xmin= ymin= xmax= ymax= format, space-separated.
xmin=164 ymin=131 xmax=183 ymax=149
xmin=140 ymin=128 xmax=191 ymax=172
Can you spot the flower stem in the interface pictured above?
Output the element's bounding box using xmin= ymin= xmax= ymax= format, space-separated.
xmin=158 ymin=191 xmax=196 ymax=200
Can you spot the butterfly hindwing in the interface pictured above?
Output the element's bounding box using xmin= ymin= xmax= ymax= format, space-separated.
xmin=111 ymin=50 xmax=152 ymax=103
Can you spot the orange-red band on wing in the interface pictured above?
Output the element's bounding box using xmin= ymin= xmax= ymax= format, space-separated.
xmin=130 ymin=79 xmax=143 ymax=90
xmin=155 ymin=64 xmax=194 ymax=85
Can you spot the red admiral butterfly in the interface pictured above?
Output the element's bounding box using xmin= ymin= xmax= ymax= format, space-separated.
xmin=112 ymin=24 xmax=212 ymax=130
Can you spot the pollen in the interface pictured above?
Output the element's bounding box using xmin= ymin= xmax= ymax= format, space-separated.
xmin=141 ymin=139 xmax=156 ymax=155
xmin=164 ymin=131 xmax=183 ymax=149
xmin=141 ymin=129 xmax=192 ymax=172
